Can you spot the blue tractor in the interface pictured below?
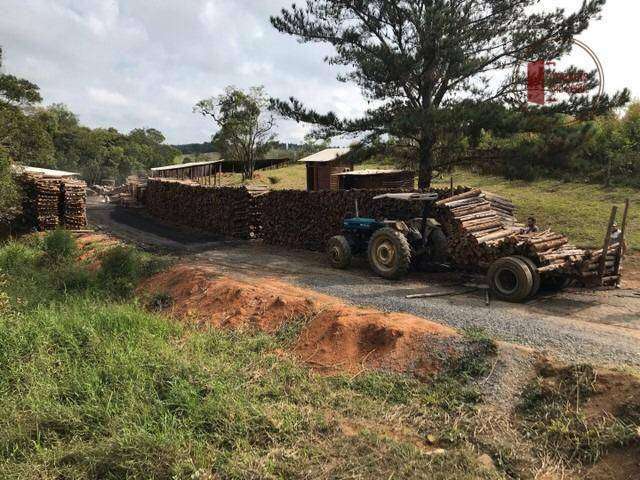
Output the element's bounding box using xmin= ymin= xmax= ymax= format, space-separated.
xmin=327 ymin=193 xmax=449 ymax=280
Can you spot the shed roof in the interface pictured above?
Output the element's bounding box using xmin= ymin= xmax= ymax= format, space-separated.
xmin=151 ymin=159 xmax=223 ymax=172
xmin=12 ymin=165 xmax=80 ymax=178
xmin=298 ymin=148 xmax=351 ymax=163
xmin=332 ymin=169 xmax=410 ymax=177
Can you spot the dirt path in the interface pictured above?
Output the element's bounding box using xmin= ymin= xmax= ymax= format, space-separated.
xmin=89 ymin=204 xmax=640 ymax=369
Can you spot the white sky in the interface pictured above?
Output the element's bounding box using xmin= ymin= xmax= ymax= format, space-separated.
xmin=0 ymin=0 xmax=636 ymax=145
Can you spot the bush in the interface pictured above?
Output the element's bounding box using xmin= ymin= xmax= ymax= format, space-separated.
xmin=43 ymin=229 xmax=77 ymax=263
xmin=97 ymin=247 xmax=169 ymax=298
xmin=55 ymin=264 xmax=93 ymax=293
xmin=98 ymin=246 xmax=139 ymax=297
xmin=0 ymin=241 xmax=40 ymax=274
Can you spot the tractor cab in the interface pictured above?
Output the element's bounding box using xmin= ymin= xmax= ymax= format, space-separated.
xmin=327 ymin=192 xmax=448 ymax=280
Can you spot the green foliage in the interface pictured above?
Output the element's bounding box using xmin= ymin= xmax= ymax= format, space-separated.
xmin=0 ymin=299 xmax=502 ymax=479
xmin=518 ymin=364 xmax=639 ymax=466
xmin=0 ymin=238 xmax=505 ymax=479
xmin=0 ymin=147 xmax=18 ymax=221
xmin=195 ymin=86 xmax=277 ymax=180
xmin=43 ymin=229 xmax=77 ymax=264
xmin=97 ymin=246 xmax=171 ymax=298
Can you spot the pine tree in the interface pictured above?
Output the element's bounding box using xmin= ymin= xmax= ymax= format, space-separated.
xmin=271 ymin=0 xmax=629 ymax=187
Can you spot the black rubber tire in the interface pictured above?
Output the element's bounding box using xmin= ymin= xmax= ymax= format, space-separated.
xmin=327 ymin=235 xmax=352 ymax=269
xmin=429 ymin=228 xmax=449 ymax=263
xmin=487 ymin=256 xmax=535 ymax=303
xmin=367 ymin=227 xmax=412 ymax=280
xmin=515 ymin=255 xmax=541 ymax=298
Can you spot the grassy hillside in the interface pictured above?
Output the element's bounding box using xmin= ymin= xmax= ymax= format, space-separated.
xmin=0 ymin=233 xmax=501 ymax=479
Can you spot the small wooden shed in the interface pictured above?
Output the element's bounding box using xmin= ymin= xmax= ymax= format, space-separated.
xmin=332 ymin=169 xmax=415 ymax=190
xmin=150 ymin=160 xmax=223 ymax=185
xmin=298 ymin=148 xmax=353 ymax=191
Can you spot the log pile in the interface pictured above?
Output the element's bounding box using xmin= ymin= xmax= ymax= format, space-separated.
xmin=19 ymin=174 xmax=62 ymax=230
xmin=145 ymin=179 xmax=254 ymax=239
xmin=61 ymin=179 xmax=87 ymax=229
xmin=259 ymin=187 xmax=463 ymax=251
xmin=18 ymin=174 xmax=88 ymax=231
xmin=434 ymin=188 xmax=622 ymax=285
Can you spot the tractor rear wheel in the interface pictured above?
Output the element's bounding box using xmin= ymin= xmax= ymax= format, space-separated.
xmin=327 ymin=235 xmax=352 ymax=269
xmin=487 ymin=256 xmax=535 ymax=303
xmin=515 ymin=255 xmax=541 ymax=298
xmin=368 ymin=227 xmax=412 ymax=280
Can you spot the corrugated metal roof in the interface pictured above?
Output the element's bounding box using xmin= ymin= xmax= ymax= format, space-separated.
xmin=298 ymin=148 xmax=351 ymax=163
xmin=332 ymin=169 xmax=410 ymax=176
xmin=151 ymin=159 xmax=223 ymax=172
xmin=12 ymin=165 xmax=80 ymax=177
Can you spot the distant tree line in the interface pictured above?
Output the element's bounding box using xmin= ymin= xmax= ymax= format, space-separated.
xmin=0 ymin=47 xmax=179 ymax=193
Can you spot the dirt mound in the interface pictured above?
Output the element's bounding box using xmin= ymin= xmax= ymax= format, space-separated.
xmin=73 ymin=232 xmax=121 ymax=269
xmin=139 ymin=264 xmax=459 ymax=376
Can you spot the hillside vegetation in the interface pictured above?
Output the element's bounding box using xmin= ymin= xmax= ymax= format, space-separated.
xmin=0 ymin=232 xmax=502 ymax=479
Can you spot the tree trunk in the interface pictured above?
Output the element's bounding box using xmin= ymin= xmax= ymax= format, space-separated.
xmin=417 ymin=140 xmax=434 ymax=189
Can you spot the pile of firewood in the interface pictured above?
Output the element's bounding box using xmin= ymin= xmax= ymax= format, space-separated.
xmin=434 ymin=188 xmax=622 ymax=284
xmin=145 ymin=179 xmax=254 ymax=239
xmin=19 ymin=174 xmax=62 ymax=230
xmin=61 ymin=179 xmax=87 ymax=229
xmin=258 ymin=187 xmax=463 ymax=250
xmin=18 ymin=174 xmax=88 ymax=231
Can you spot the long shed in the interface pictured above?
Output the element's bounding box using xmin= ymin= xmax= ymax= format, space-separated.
xmin=298 ymin=148 xmax=353 ymax=191
xmin=150 ymin=160 xmax=223 ymax=185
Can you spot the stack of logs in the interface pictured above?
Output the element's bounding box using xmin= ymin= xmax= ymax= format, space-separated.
xmin=145 ymin=179 xmax=255 ymax=239
xmin=61 ymin=179 xmax=88 ymax=229
xmin=20 ymin=174 xmax=61 ymax=230
xmin=19 ymin=174 xmax=88 ymax=231
xmin=435 ymin=188 xmax=621 ymax=285
xmin=258 ymin=187 xmax=463 ymax=251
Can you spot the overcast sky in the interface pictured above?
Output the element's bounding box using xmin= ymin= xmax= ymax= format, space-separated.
xmin=0 ymin=0 xmax=636 ymax=145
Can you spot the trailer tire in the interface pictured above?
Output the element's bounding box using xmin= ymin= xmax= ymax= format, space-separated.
xmin=515 ymin=256 xmax=541 ymax=298
xmin=327 ymin=235 xmax=352 ymax=269
xmin=368 ymin=227 xmax=412 ymax=280
xmin=488 ymin=256 xmax=535 ymax=303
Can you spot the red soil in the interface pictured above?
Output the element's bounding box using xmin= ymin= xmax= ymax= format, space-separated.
xmin=138 ymin=264 xmax=460 ymax=377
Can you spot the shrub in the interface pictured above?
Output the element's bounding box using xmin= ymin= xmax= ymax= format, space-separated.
xmin=98 ymin=246 xmax=139 ymax=297
xmin=43 ymin=229 xmax=77 ymax=263
xmin=97 ymin=247 xmax=170 ymax=298
xmin=0 ymin=241 xmax=41 ymax=275
xmin=55 ymin=264 xmax=93 ymax=293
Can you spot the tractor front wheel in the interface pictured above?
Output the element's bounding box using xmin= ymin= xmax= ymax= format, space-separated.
xmin=327 ymin=235 xmax=352 ymax=269
xmin=367 ymin=227 xmax=412 ymax=280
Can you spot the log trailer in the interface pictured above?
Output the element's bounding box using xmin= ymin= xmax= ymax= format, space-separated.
xmin=327 ymin=189 xmax=629 ymax=303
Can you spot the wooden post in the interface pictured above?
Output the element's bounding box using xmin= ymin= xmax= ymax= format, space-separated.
xmin=450 ymin=177 xmax=454 ymax=198
xmin=598 ymin=205 xmax=618 ymax=283
xmin=613 ymin=199 xmax=630 ymax=277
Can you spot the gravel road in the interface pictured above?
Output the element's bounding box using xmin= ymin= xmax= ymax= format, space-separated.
xmin=89 ymin=203 xmax=640 ymax=369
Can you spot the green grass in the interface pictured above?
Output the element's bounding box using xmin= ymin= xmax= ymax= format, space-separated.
xmin=0 ymin=235 xmax=503 ymax=479
xmin=517 ymin=364 xmax=639 ymax=467
xmin=220 ymin=163 xmax=308 ymax=190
